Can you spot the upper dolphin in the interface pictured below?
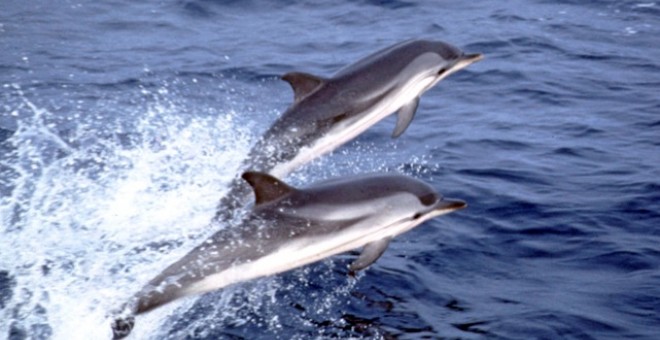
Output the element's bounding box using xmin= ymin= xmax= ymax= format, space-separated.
xmin=214 ymin=39 xmax=482 ymax=221
xmin=112 ymin=171 xmax=466 ymax=338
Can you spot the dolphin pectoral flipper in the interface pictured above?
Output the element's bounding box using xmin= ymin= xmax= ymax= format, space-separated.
xmin=349 ymin=237 xmax=392 ymax=273
xmin=282 ymin=72 xmax=326 ymax=103
xmin=392 ymin=97 xmax=420 ymax=138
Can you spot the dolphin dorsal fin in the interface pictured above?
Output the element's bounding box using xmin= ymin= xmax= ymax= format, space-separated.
xmin=242 ymin=172 xmax=295 ymax=205
xmin=281 ymin=72 xmax=325 ymax=103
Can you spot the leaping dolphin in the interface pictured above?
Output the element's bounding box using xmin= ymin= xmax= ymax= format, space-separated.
xmin=112 ymin=172 xmax=466 ymax=338
xmin=214 ymin=40 xmax=481 ymax=222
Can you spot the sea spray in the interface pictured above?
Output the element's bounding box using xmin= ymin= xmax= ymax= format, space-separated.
xmin=0 ymin=84 xmax=250 ymax=339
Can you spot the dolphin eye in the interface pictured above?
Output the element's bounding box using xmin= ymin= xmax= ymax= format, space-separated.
xmin=419 ymin=193 xmax=437 ymax=206
xmin=437 ymin=67 xmax=447 ymax=75
xmin=412 ymin=213 xmax=422 ymax=220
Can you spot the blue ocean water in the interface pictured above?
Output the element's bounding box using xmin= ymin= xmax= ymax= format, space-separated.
xmin=1 ymin=0 xmax=659 ymax=339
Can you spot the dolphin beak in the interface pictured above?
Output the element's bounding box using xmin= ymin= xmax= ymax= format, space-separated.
xmin=439 ymin=53 xmax=482 ymax=78
xmin=435 ymin=198 xmax=467 ymax=212
xmin=462 ymin=53 xmax=484 ymax=63
xmin=449 ymin=53 xmax=483 ymax=73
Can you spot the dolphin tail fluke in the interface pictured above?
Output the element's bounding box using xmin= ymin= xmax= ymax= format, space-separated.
xmin=111 ymin=314 xmax=135 ymax=339
xmin=110 ymin=301 xmax=137 ymax=339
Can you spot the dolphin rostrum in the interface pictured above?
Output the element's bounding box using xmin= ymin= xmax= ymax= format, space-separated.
xmin=214 ymin=40 xmax=481 ymax=222
xmin=111 ymin=172 xmax=466 ymax=338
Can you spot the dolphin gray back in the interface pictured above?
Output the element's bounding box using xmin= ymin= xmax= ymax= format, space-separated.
xmin=333 ymin=39 xmax=462 ymax=79
xmin=281 ymin=173 xmax=441 ymax=210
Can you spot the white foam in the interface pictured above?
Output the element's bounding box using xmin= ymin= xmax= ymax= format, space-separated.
xmin=0 ymin=85 xmax=251 ymax=339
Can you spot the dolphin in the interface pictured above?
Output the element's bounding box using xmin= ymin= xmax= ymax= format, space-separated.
xmin=213 ymin=39 xmax=481 ymax=222
xmin=111 ymin=171 xmax=466 ymax=338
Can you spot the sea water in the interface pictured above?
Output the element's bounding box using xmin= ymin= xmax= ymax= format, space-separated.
xmin=1 ymin=1 xmax=659 ymax=339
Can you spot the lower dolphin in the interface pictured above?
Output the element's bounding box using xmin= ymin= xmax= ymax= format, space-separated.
xmin=111 ymin=172 xmax=466 ymax=338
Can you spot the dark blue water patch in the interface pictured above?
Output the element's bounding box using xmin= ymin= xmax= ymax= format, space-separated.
xmin=445 ymin=70 xmax=489 ymax=88
xmin=507 ymin=36 xmax=569 ymax=56
xmin=557 ymin=122 xmax=606 ymax=138
xmin=482 ymin=199 xmax=589 ymax=237
xmin=632 ymin=101 xmax=660 ymax=116
xmin=177 ymin=0 xmax=219 ymax=18
xmin=489 ymin=235 xmax=575 ymax=260
xmin=423 ymin=22 xmax=446 ymax=34
xmin=610 ymin=181 xmax=660 ymax=210
xmin=408 ymin=241 xmax=510 ymax=280
xmin=94 ymin=18 xmax=182 ymax=33
xmin=611 ymin=288 xmax=660 ymax=323
xmin=611 ymin=209 xmax=660 ymax=236
xmin=355 ymin=268 xmax=453 ymax=338
xmin=550 ymin=146 xmax=586 ymax=158
xmin=573 ymin=250 xmax=658 ymax=273
xmin=511 ymin=87 xmax=575 ymax=107
xmin=477 ymin=68 xmax=529 ymax=86
xmin=457 ymin=168 xmax=552 ymax=187
xmin=570 ymin=52 xmax=631 ymax=62
xmin=475 ymin=138 xmax=532 ymax=152
xmin=463 ymin=40 xmax=517 ymax=58
xmin=0 ymin=127 xmax=15 ymax=144
xmin=176 ymin=0 xmax=366 ymax=18
xmin=452 ymin=320 xmax=490 ymax=336
xmin=489 ymin=10 xmax=528 ymax=23
xmin=535 ymin=312 xmax=623 ymax=339
xmin=0 ymin=271 xmax=14 ymax=310
xmin=490 ymin=312 xmax=615 ymax=340
xmin=350 ymin=0 xmax=415 ymax=10
xmin=0 ymin=64 xmax=31 ymax=75
xmin=536 ymin=0 xmax=614 ymax=6
xmin=546 ymin=145 xmax=612 ymax=165
xmin=517 ymin=222 xmax=586 ymax=237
